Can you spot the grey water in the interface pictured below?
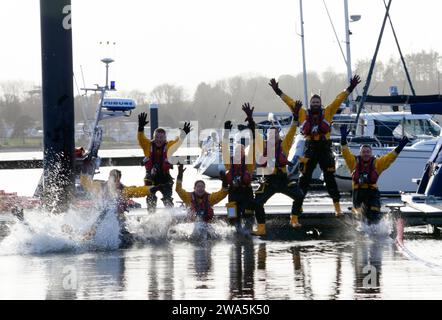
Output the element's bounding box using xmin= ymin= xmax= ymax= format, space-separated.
xmin=1 ymin=164 xmax=442 ymax=300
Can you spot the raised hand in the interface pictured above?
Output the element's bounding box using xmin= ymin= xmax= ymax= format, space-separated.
xmin=395 ymin=136 xmax=410 ymax=154
xmin=182 ymin=122 xmax=192 ymax=135
xmin=291 ymin=100 xmax=302 ymax=120
xmin=347 ymin=75 xmax=361 ymax=93
xmin=177 ymin=162 xmax=186 ymax=180
xmin=340 ymin=124 xmax=348 ymax=138
xmin=138 ymin=112 xmax=149 ymax=132
xmin=269 ymin=78 xmax=283 ymax=96
xmin=242 ymin=102 xmax=255 ymax=122
xmin=219 ymin=170 xmax=228 ymax=188
xmin=224 ymin=120 xmax=233 ymax=130
xmin=340 ymin=124 xmax=349 ymax=145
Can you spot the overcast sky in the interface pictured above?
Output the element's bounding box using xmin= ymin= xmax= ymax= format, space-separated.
xmin=0 ymin=0 xmax=440 ymax=96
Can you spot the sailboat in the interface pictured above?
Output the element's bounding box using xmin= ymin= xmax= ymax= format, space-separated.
xmin=333 ymin=0 xmax=442 ymax=194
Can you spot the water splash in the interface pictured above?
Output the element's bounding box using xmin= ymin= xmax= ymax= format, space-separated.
xmin=0 ymin=206 xmax=239 ymax=255
xmin=0 ymin=206 xmax=121 ymax=255
xmin=359 ymin=217 xmax=392 ymax=240
xmin=130 ymin=208 xmax=236 ymax=244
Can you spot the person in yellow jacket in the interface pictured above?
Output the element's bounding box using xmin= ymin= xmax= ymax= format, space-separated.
xmin=221 ymin=103 xmax=257 ymax=233
xmin=269 ymin=75 xmax=361 ymax=219
xmin=137 ymin=112 xmax=191 ymax=213
xmin=175 ymin=163 xmax=228 ymax=223
xmin=251 ymin=93 xmax=304 ymax=236
xmin=340 ymin=124 xmax=409 ymax=224
xmin=80 ymin=169 xmax=163 ymax=246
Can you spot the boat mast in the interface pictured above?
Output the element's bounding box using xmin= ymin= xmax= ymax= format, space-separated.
xmin=344 ymin=0 xmax=354 ymax=110
xmin=299 ymin=0 xmax=308 ymax=107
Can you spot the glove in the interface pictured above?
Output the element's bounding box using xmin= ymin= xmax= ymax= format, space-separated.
xmin=219 ymin=170 xmax=228 ymax=188
xmin=346 ymin=75 xmax=361 ymax=93
xmin=395 ymin=136 xmax=410 ymax=154
xmin=224 ymin=120 xmax=233 ymax=130
xmin=177 ymin=162 xmax=186 ymax=180
xmin=138 ymin=112 xmax=149 ymax=132
xmin=269 ymin=78 xmax=283 ymax=96
xmin=242 ymin=102 xmax=255 ymax=122
xmin=182 ymin=122 xmax=191 ymax=135
xmin=340 ymin=125 xmax=349 ymax=145
xmin=291 ymin=100 xmax=302 ymax=121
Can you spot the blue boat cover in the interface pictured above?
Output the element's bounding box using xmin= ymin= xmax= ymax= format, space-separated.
xmin=410 ymin=102 xmax=442 ymax=115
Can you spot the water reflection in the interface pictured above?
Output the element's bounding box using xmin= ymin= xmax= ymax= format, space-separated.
xmin=229 ymin=239 xmax=255 ymax=299
xmin=45 ymin=252 xmax=127 ymax=300
xmin=353 ymin=240 xmax=388 ymax=298
xmin=1 ymin=237 xmax=442 ymax=299
xmin=290 ymin=246 xmax=313 ymax=299
xmin=148 ymin=245 xmax=174 ymax=300
xmin=193 ymin=243 xmax=213 ymax=282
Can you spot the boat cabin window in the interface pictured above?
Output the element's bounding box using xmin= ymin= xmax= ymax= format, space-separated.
xmin=393 ymin=119 xmax=441 ymax=138
xmin=330 ymin=121 xmax=358 ymax=136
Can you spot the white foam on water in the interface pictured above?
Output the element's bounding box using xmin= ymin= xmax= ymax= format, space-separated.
xmin=167 ymin=220 xmax=236 ymax=243
xmin=131 ymin=208 xmax=236 ymax=243
xmin=359 ymin=218 xmax=392 ymax=240
xmin=0 ymin=206 xmax=121 ymax=255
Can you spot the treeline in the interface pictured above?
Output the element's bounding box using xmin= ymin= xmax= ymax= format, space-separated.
xmin=1 ymin=50 xmax=441 ymax=140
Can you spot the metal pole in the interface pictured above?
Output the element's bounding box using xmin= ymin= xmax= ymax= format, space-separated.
xmin=40 ymin=0 xmax=75 ymax=212
xmin=344 ymin=0 xmax=354 ymax=109
xmin=150 ymin=103 xmax=159 ymax=139
xmin=299 ymin=0 xmax=308 ymax=107
xmin=105 ymin=64 xmax=109 ymax=89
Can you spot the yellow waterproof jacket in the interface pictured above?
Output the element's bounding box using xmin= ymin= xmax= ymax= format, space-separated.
xmin=138 ymin=129 xmax=186 ymax=159
xmin=255 ymin=120 xmax=298 ymax=175
xmin=280 ymin=90 xmax=349 ymax=141
xmin=175 ymin=179 xmax=228 ymax=207
xmin=341 ymin=145 xmax=398 ymax=189
xmin=80 ymin=175 xmax=152 ymax=198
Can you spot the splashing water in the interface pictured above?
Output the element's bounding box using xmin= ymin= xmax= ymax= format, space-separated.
xmin=130 ymin=208 xmax=237 ymax=244
xmin=359 ymin=217 xmax=392 ymax=240
xmin=0 ymin=206 xmax=239 ymax=255
xmin=0 ymin=206 xmax=121 ymax=255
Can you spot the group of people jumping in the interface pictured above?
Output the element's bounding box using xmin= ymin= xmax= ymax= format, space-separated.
xmin=81 ymin=74 xmax=410 ymax=242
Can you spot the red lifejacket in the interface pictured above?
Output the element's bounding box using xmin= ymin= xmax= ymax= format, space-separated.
xmin=226 ymin=160 xmax=252 ymax=187
xmin=301 ymin=110 xmax=331 ymax=138
xmin=144 ymin=143 xmax=172 ymax=173
xmin=352 ymin=156 xmax=379 ymax=186
xmin=261 ymin=140 xmax=289 ymax=168
xmin=190 ymin=192 xmax=214 ymax=222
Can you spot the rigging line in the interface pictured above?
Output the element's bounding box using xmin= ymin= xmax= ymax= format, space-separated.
xmin=80 ymin=65 xmax=94 ymax=134
xmin=383 ymin=0 xmax=416 ymax=95
xmin=354 ymin=0 xmax=392 ymax=129
xmin=73 ymin=72 xmax=91 ymax=136
xmin=322 ymin=0 xmax=347 ymax=67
